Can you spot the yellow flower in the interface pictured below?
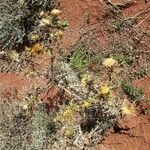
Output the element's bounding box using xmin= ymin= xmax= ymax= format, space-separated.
xmin=24 ymin=68 xmax=36 ymax=78
xmin=82 ymin=100 xmax=92 ymax=108
xmin=50 ymin=33 xmax=54 ymax=38
xmin=102 ymin=58 xmax=117 ymax=67
xmin=30 ymin=43 xmax=44 ymax=54
xmin=54 ymin=30 xmax=64 ymax=39
xmin=29 ymin=34 xmax=39 ymax=42
xmin=39 ymin=18 xmax=50 ymax=26
xmin=51 ymin=9 xmax=61 ymax=17
xmin=9 ymin=50 xmax=19 ymax=62
xmin=63 ymin=109 xmax=73 ymax=121
xmin=121 ymin=102 xmax=136 ymax=116
xmin=81 ymin=74 xmax=93 ymax=86
xmin=65 ymin=127 xmax=75 ymax=138
xmin=100 ymin=85 xmax=111 ymax=95
xmin=23 ymin=104 xmax=28 ymax=110
xmin=39 ymin=11 xmax=45 ymax=17
xmin=68 ymin=103 xmax=80 ymax=112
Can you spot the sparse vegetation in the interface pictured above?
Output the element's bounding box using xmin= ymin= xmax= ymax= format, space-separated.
xmin=121 ymin=100 xmax=136 ymax=116
xmin=121 ymin=81 xmax=144 ymax=101
xmin=0 ymin=0 xmax=56 ymax=50
xmin=112 ymin=18 xmax=136 ymax=32
xmin=0 ymin=100 xmax=56 ymax=150
xmin=133 ymin=68 xmax=149 ymax=79
xmin=69 ymin=46 xmax=87 ymax=73
xmin=0 ymin=0 xmax=150 ymax=149
xmin=112 ymin=54 xmax=135 ymax=65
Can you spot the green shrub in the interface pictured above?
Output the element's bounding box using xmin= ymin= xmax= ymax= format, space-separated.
xmin=112 ymin=54 xmax=134 ymax=65
xmin=0 ymin=101 xmax=55 ymax=150
xmin=0 ymin=0 xmax=27 ymax=50
xmin=134 ymin=68 xmax=149 ymax=79
xmin=112 ymin=18 xmax=136 ymax=32
xmin=69 ymin=46 xmax=87 ymax=72
xmin=122 ymin=81 xmax=144 ymax=101
xmin=0 ymin=0 xmax=56 ymax=50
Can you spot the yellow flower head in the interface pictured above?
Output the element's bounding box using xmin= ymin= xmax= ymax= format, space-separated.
xmin=39 ymin=11 xmax=45 ymax=17
xmin=51 ymin=9 xmax=61 ymax=17
xmin=54 ymin=30 xmax=64 ymax=39
xmin=100 ymin=85 xmax=111 ymax=95
xmin=63 ymin=109 xmax=73 ymax=121
xmin=81 ymin=74 xmax=93 ymax=86
xmin=102 ymin=58 xmax=117 ymax=67
xmin=121 ymin=102 xmax=136 ymax=116
xmin=24 ymin=68 xmax=36 ymax=78
xmin=39 ymin=18 xmax=50 ymax=26
xmin=29 ymin=34 xmax=39 ymax=42
xmin=9 ymin=50 xmax=19 ymax=62
xmin=22 ymin=104 xmax=28 ymax=110
xmin=82 ymin=100 xmax=92 ymax=108
xmin=65 ymin=127 xmax=75 ymax=138
xmin=68 ymin=103 xmax=80 ymax=112
xmin=30 ymin=43 xmax=44 ymax=54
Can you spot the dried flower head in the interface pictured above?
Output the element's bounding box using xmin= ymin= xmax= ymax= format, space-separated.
xmin=102 ymin=58 xmax=117 ymax=67
xmin=30 ymin=43 xmax=44 ymax=54
xmin=81 ymin=74 xmax=93 ymax=86
xmin=39 ymin=11 xmax=45 ymax=17
xmin=63 ymin=109 xmax=73 ymax=121
xmin=100 ymin=85 xmax=111 ymax=96
xmin=22 ymin=104 xmax=28 ymax=110
xmin=64 ymin=127 xmax=75 ymax=138
xmin=29 ymin=34 xmax=39 ymax=42
xmin=54 ymin=30 xmax=64 ymax=39
xmin=121 ymin=102 xmax=136 ymax=116
xmin=9 ymin=50 xmax=19 ymax=62
xmin=51 ymin=9 xmax=61 ymax=17
xmin=82 ymin=100 xmax=92 ymax=108
xmin=39 ymin=18 xmax=50 ymax=27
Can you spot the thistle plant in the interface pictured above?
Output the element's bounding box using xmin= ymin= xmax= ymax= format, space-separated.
xmin=0 ymin=101 xmax=55 ymax=150
xmin=0 ymin=0 xmax=56 ymax=51
xmin=121 ymin=101 xmax=136 ymax=116
xmin=0 ymin=0 xmax=27 ymax=50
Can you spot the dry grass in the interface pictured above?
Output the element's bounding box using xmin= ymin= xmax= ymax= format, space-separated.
xmin=0 ymin=1 xmax=150 ymax=150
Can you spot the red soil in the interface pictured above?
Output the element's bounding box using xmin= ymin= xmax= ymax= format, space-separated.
xmin=59 ymin=0 xmax=108 ymax=49
xmin=134 ymin=76 xmax=150 ymax=100
xmin=0 ymin=72 xmax=47 ymax=104
xmin=102 ymin=114 xmax=150 ymax=150
xmin=60 ymin=0 xmax=150 ymax=49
